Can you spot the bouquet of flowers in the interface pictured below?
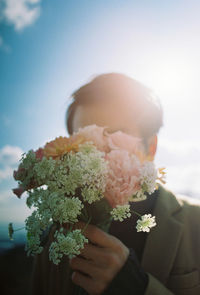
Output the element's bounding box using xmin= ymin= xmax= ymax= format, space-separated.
xmin=10 ymin=125 xmax=166 ymax=265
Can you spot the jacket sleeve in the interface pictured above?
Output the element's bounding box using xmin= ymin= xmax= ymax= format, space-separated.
xmin=102 ymin=248 xmax=175 ymax=295
xmin=102 ymin=248 xmax=148 ymax=295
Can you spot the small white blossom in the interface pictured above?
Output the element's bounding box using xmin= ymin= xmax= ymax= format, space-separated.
xmin=111 ymin=204 xmax=131 ymax=222
xmin=132 ymin=190 xmax=147 ymax=201
xmin=136 ymin=214 xmax=156 ymax=232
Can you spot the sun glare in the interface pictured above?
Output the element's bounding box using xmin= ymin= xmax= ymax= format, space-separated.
xmin=131 ymin=56 xmax=198 ymax=103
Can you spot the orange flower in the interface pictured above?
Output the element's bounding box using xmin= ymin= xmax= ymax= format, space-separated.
xmin=135 ymin=150 xmax=154 ymax=163
xmin=157 ymin=167 xmax=166 ymax=184
xmin=43 ymin=135 xmax=85 ymax=159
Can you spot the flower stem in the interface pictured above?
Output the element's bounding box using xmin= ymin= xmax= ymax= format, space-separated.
xmin=82 ymin=216 xmax=92 ymax=234
xmin=69 ymin=224 xmax=73 ymax=231
xmin=14 ymin=226 xmax=25 ymax=232
xmin=130 ymin=209 xmax=142 ymax=217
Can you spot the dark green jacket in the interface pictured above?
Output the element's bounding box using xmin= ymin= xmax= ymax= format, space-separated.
xmin=31 ymin=184 xmax=200 ymax=295
xmin=143 ymin=184 xmax=200 ymax=294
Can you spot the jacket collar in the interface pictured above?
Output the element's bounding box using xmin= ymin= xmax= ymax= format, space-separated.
xmin=141 ymin=184 xmax=184 ymax=284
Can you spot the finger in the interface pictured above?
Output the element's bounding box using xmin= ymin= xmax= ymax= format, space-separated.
xmin=72 ymin=271 xmax=92 ymax=293
xmin=79 ymin=243 xmax=106 ymax=265
xmin=72 ymin=271 xmax=105 ymax=295
xmin=70 ymin=256 xmax=101 ymax=278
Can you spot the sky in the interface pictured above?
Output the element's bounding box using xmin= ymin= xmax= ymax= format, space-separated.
xmin=0 ymin=0 xmax=200 ymax=223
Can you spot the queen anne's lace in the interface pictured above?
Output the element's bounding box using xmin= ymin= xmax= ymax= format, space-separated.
xmin=49 ymin=229 xmax=88 ymax=264
xmin=25 ymin=211 xmax=45 ymax=256
xmin=49 ymin=195 xmax=83 ymax=224
xmin=110 ymin=204 xmax=131 ymax=221
xmin=136 ymin=214 xmax=156 ymax=232
xmin=23 ymin=143 xmax=108 ymax=258
xmin=139 ymin=161 xmax=157 ymax=194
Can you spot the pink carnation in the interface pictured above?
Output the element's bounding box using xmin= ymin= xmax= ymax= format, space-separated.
xmin=74 ymin=125 xmax=109 ymax=152
xmin=107 ymin=130 xmax=142 ymax=154
xmin=74 ymin=125 xmax=143 ymax=155
xmin=104 ymin=150 xmax=141 ymax=208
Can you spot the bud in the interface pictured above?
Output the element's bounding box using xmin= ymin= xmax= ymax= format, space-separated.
xmin=8 ymin=223 xmax=14 ymax=240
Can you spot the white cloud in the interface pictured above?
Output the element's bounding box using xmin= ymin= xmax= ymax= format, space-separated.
xmin=163 ymin=165 xmax=200 ymax=198
xmin=2 ymin=0 xmax=41 ymax=31
xmin=0 ymin=145 xmax=24 ymax=182
xmin=0 ymin=145 xmax=24 ymax=165
xmin=0 ymin=187 xmax=27 ymax=203
xmin=155 ymin=139 xmax=200 ymax=198
xmin=156 ymin=139 xmax=200 ymax=167
xmin=0 ymin=166 xmax=13 ymax=181
xmin=0 ymin=189 xmax=12 ymax=203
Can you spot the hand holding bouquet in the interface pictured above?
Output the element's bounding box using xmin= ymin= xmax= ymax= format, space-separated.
xmin=10 ymin=125 xmax=166 ymax=265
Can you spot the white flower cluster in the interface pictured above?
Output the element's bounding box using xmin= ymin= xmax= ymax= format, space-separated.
xmin=75 ymin=143 xmax=108 ymax=203
xmin=49 ymin=229 xmax=88 ymax=265
xmin=133 ymin=161 xmax=157 ymax=200
xmin=33 ymin=157 xmax=55 ymax=183
xmin=49 ymin=195 xmax=84 ymax=224
xmin=25 ymin=211 xmax=46 ymax=256
xmin=139 ymin=162 xmax=157 ymax=195
xmin=136 ymin=214 xmax=156 ymax=232
xmin=20 ymin=151 xmax=40 ymax=188
xmin=23 ymin=143 xmax=108 ymax=262
xmin=43 ymin=144 xmax=108 ymax=203
xmin=111 ymin=204 xmax=131 ymax=222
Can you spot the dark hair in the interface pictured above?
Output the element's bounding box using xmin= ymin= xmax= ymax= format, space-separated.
xmin=65 ymin=73 xmax=163 ymax=141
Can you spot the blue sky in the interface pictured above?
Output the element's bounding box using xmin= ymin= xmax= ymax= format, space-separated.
xmin=0 ymin=0 xmax=200 ymax=223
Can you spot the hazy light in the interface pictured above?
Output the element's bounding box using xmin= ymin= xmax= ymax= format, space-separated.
xmin=129 ymin=53 xmax=199 ymax=106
